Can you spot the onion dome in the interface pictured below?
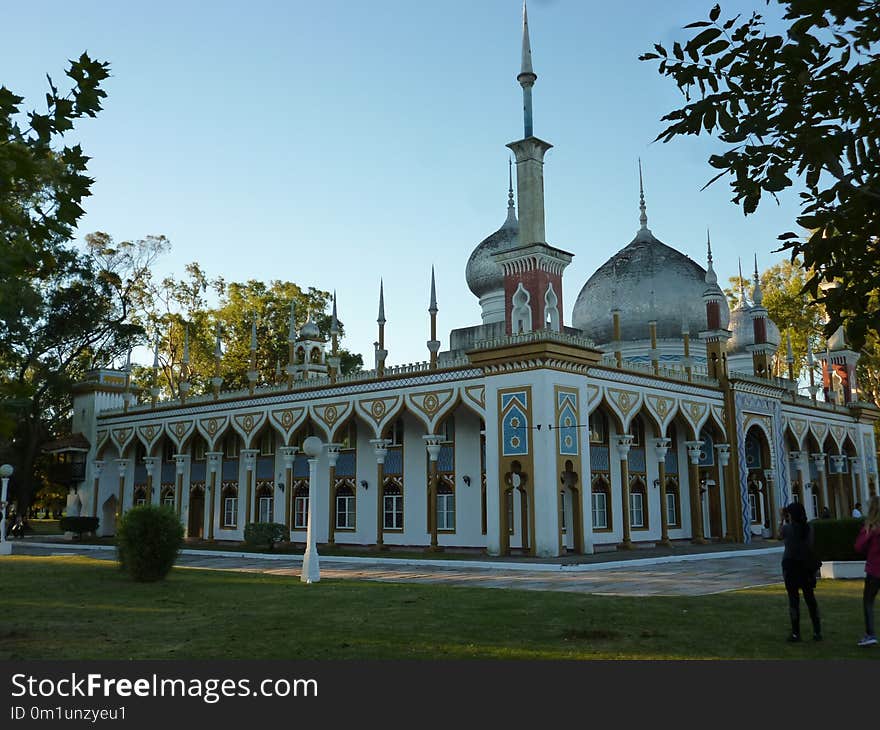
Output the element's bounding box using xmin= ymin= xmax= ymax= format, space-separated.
xmin=300 ymin=315 xmax=320 ymax=340
xmin=465 ymin=168 xmax=519 ymax=300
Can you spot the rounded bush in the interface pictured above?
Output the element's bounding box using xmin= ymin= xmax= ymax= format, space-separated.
xmin=116 ymin=505 xmax=184 ymax=582
xmin=244 ymin=522 xmax=287 ymax=550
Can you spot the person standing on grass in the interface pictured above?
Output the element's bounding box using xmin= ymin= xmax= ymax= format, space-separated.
xmin=781 ymin=502 xmax=822 ymax=642
xmin=854 ymin=495 xmax=880 ymax=648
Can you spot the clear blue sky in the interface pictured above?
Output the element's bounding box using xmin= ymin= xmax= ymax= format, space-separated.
xmin=3 ymin=0 xmax=800 ymax=367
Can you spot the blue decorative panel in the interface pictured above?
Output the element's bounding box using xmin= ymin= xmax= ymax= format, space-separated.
xmin=256 ymin=456 xmax=274 ymax=480
xmin=438 ymin=445 xmax=454 ymax=472
xmin=190 ymin=462 xmax=206 ymax=481
xmin=222 ymin=460 xmax=239 ymax=480
xmin=590 ymin=446 xmax=609 ymax=472
xmin=385 ymin=446 xmax=403 ymax=475
xmin=629 ymin=447 xmax=646 ymax=473
xmin=336 ymin=451 xmax=356 ymax=477
xmin=501 ymin=392 xmax=528 ymax=412
xmin=161 ymin=463 xmax=176 ymax=482
xmin=665 ymin=449 xmax=678 ymax=474
xmin=745 ymin=433 xmax=762 ymax=469
xmin=294 ymin=454 xmax=309 ymax=478
xmin=556 ymin=391 xmax=579 ymax=456
xmin=698 ymin=433 xmax=715 ymax=467
xmin=502 ymin=404 xmax=529 ymax=457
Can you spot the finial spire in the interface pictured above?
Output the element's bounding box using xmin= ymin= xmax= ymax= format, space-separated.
xmin=182 ymin=323 xmax=190 ymax=365
xmin=429 ymin=267 xmax=438 ymax=314
xmin=152 ymin=332 xmax=160 ymax=369
xmin=502 ymin=158 xmax=518 ymax=228
xmin=377 ymin=279 xmax=386 ymax=324
xmin=214 ymin=322 xmax=222 ymax=359
xmin=737 ymin=258 xmax=746 ymax=305
xmin=250 ymin=313 xmax=258 ymax=351
xmin=752 ymin=254 xmax=763 ymax=306
xmin=287 ymin=301 xmax=296 ymax=342
xmin=638 ymin=158 xmax=649 ymax=233
xmin=704 ymin=228 xmax=717 ymax=285
xmin=786 ymin=330 xmax=794 ymax=363
xmin=517 ymin=1 xmax=537 ymax=138
xmin=330 ymin=291 xmax=339 ymax=335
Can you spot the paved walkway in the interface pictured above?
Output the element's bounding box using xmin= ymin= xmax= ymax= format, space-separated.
xmin=10 ymin=542 xmax=785 ymax=597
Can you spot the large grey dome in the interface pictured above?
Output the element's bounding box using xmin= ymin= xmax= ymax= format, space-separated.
xmin=465 ymin=201 xmax=518 ymax=299
xmin=572 ymin=230 xmax=730 ymax=344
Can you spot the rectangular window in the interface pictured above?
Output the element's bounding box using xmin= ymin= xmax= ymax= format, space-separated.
xmin=258 ymin=496 xmax=273 ymax=523
xmin=592 ymin=493 xmax=608 ymax=529
xmin=223 ymin=497 xmax=237 ymax=527
xmin=224 ymin=437 xmax=239 ymax=459
xmin=259 ymin=432 xmax=274 ymax=456
xmin=666 ymin=492 xmax=677 ymax=526
xmin=294 ymin=496 xmax=309 ymax=529
xmin=384 ymin=494 xmax=403 ymax=529
xmin=336 ymin=495 xmax=355 ymax=529
xmin=437 ymin=493 xmax=455 ymax=531
xmin=630 ymin=492 xmax=644 ymax=528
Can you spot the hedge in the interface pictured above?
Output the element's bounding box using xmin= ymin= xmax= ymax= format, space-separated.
xmin=244 ymin=522 xmax=287 ymax=550
xmin=59 ymin=516 xmax=99 ymax=538
xmin=116 ymin=505 xmax=184 ymax=582
xmin=810 ymin=518 xmax=864 ymax=562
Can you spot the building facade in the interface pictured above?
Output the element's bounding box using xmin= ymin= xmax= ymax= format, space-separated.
xmin=53 ymin=5 xmax=879 ymax=557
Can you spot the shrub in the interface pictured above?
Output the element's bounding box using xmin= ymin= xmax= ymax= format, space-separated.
xmin=59 ymin=516 xmax=99 ymax=538
xmin=811 ymin=518 xmax=864 ymax=562
xmin=116 ymin=505 xmax=184 ymax=582
xmin=244 ymin=522 xmax=287 ymax=550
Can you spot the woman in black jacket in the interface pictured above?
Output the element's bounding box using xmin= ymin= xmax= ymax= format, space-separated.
xmin=781 ymin=502 xmax=821 ymax=642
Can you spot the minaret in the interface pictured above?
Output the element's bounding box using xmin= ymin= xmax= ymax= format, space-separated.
xmin=785 ymin=330 xmax=795 ymax=381
xmin=247 ymin=314 xmax=258 ymax=395
xmin=747 ymin=255 xmax=774 ymax=378
xmin=699 ymin=230 xmax=731 ymax=380
xmin=286 ymin=301 xmax=296 ymax=390
xmin=807 ymin=338 xmax=819 ymax=401
xmin=376 ymin=280 xmax=388 ymax=377
xmin=179 ymin=323 xmax=191 ymax=404
xmin=636 ymin=158 xmax=653 ymax=241
xmin=819 ymin=280 xmax=860 ymax=404
xmin=497 ymin=1 xmax=573 ymax=336
xmin=150 ymin=333 xmax=160 ymax=408
xmin=328 ymin=292 xmax=341 ymax=384
xmin=122 ymin=349 xmax=132 ymax=412
xmin=212 ymin=322 xmax=223 ymax=400
xmin=427 ymin=268 xmax=440 ymax=369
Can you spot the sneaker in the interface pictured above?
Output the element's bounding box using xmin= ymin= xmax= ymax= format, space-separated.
xmin=786 ymin=634 xmax=801 ymax=643
xmin=857 ymin=635 xmax=878 ymax=647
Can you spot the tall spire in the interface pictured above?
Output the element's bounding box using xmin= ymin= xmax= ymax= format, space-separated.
xmin=704 ymin=228 xmax=717 ymax=285
xmin=638 ymin=158 xmax=650 ymax=233
xmin=377 ymin=279 xmax=386 ymax=325
xmin=503 ymin=158 xmax=517 ymax=228
xmin=429 ymin=267 xmax=438 ymax=314
xmin=752 ymin=254 xmax=764 ymax=306
xmin=182 ymin=323 xmax=190 ymax=367
xmin=287 ymin=300 xmax=296 ymax=343
xmin=517 ymin=1 xmax=537 ymax=138
xmin=330 ymin=292 xmax=339 ymax=336
xmin=428 ymin=267 xmax=440 ymax=369
xmin=250 ymin=313 xmax=258 ymax=351
xmin=737 ymin=258 xmax=746 ymax=305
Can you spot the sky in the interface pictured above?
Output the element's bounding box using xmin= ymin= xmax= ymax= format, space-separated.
xmin=2 ymin=0 xmax=802 ymax=369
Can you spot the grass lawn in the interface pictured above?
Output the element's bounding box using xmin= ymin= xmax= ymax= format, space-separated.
xmin=0 ymin=555 xmax=876 ymax=660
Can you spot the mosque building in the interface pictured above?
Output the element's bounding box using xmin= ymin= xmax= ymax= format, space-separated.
xmin=47 ymin=5 xmax=878 ymax=557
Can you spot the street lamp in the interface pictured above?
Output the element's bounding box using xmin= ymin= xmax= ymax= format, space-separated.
xmin=0 ymin=464 xmax=14 ymax=556
xmin=301 ymin=436 xmax=323 ymax=584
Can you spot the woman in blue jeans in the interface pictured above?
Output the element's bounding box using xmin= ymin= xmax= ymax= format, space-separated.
xmin=781 ymin=502 xmax=821 ymax=642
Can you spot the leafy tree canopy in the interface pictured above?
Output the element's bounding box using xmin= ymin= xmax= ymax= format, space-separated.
xmin=641 ymin=1 xmax=880 ymax=349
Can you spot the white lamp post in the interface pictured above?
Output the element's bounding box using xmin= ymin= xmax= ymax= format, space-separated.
xmin=301 ymin=435 xmax=323 ymax=584
xmin=0 ymin=464 xmax=13 ymax=555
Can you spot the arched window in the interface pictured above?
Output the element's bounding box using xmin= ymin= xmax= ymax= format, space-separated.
xmin=133 ymin=486 xmax=147 ymax=507
xmin=589 ymin=412 xmax=607 ymax=444
xmin=665 ymin=477 xmax=681 ymax=528
xmin=591 ymin=476 xmax=612 ymax=531
xmin=335 ymin=483 xmax=356 ymax=530
xmin=293 ymin=483 xmax=309 ymax=529
xmin=629 ymin=477 xmax=648 ymax=529
xmin=383 ymin=481 xmax=403 ymax=530
xmin=256 ymin=482 xmax=273 ymax=523
xmin=310 ymin=347 xmax=322 ymax=363
xmin=437 ymin=476 xmax=455 ymax=532
xmin=221 ymin=483 xmax=238 ymax=528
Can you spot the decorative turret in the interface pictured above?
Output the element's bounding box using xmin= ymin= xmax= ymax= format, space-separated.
xmin=179 ymin=323 xmax=191 ymax=403
xmin=785 ymin=330 xmax=795 ymax=381
xmin=247 ymin=314 xmax=258 ymax=395
xmin=746 ymin=255 xmax=775 ymax=378
xmin=427 ymin=268 xmax=440 ymax=369
xmin=375 ymin=280 xmax=388 ymax=376
xmin=819 ymin=281 xmax=860 ymax=403
xmin=212 ymin=322 xmax=223 ymax=400
xmin=150 ymin=333 xmax=160 ymax=408
xmin=292 ymin=309 xmax=328 ymax=381
xmin=699 ymin=230 xmax=731 ymax=379
xmin=497 ymin=1 xmax=573 ymax=336
xmin=286 ymin=300 xmax=296 ymax=389
xmin=327 ymin=292 xmax=341 ymax=384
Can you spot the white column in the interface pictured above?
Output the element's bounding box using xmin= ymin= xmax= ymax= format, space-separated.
xmin=143 ymin=456 xmax=161 ymax=505
xmin=301 ymin=436 xmax=323 ymax=584
xmin=0 ymin=464 xmax=13 ymax=555
xmin=715 ymin=443 xmax=731 ymax=539
xmin=653 ymin=437 xmax=672 ymax=546
xmin=849 ymin=457 xmax=863 ymax=508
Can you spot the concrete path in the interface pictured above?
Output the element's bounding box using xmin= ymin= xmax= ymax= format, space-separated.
xmin=10 ymin=542 xmax=785 ymax=597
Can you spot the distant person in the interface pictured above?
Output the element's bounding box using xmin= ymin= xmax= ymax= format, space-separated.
xmin=854 ymin=495 xmax=880 ymax=647
xmin=853 ymin=503 xmax=863 ymax=519
xmin=821 ymin=506 xmax=832 ymax=519
xmin=781 ymin=501 xmax=822 ymax=642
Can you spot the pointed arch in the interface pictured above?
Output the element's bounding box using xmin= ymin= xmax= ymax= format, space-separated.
xmin=195 ymin=415 xmax=231 ymax=451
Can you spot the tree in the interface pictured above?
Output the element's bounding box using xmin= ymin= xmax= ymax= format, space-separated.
xmin=641 ymin=1 xmax=880 ymax=349
xmin=131 ymin=269 xmax=363 ymax=398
